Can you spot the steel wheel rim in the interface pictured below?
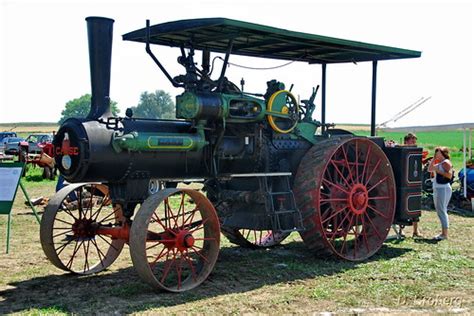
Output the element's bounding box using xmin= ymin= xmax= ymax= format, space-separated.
xmin=316 ymin=138 xmax=396 ymax=260
xmin=40 ymin=183 xmax=125 ymax=274
xmin=130 ymin=188 xmax=220 ymax=292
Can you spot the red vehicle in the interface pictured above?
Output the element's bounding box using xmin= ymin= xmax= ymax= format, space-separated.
xmin=18 ymin=133 xmax=56 ymax=179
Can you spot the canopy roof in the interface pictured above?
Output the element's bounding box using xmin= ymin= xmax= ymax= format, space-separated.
xmin=122 ymin=18 xmax=421 ymax=64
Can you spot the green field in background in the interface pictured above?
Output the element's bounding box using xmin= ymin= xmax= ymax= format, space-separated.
xmin=351 ymin=130 xmax=470 ymax=172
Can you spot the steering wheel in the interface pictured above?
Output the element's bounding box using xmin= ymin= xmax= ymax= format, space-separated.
xmin=266 ymin=90 xmax=299 ymax=134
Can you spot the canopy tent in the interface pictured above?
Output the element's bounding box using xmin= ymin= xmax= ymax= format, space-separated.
xmin=123 ymin=17 xmax=421 ymax=135
xmin=380 ymin=123 xmax=474 ymax=198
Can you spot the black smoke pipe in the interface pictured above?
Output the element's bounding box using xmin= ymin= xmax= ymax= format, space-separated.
xmin=85 ymin=17 xmax=114 ymax=120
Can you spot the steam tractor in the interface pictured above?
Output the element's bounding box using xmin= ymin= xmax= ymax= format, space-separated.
xmin=40 ymin=17 xmax=423 ymax=292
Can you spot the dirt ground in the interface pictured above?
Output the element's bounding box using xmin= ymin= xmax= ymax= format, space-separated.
xmin=0 ymin=180 xmax=472 ymax=314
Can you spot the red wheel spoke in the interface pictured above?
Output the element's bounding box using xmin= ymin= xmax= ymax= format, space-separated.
xmin=66 ymin=240 xmax=83 ymax=269
xmin=150 ymin=247 xmax=170 ymax=269
xmin=89 ymin=185 xmax=96 ymax=218
xmin=76 ymin=188 xmax=83 ymax=219
xmin=91 ymin=194 xmax=110 ymax=221
xmin=320 ymin=198 xmax=348 ymax=202
xmin=55 ymin=239 xmax=74 ymax=256
xmin=184 ymin=249 xmax=197 ymax=282
xmin=152 ymin=211 xmax=171 ymax=233
xmin=360 ymin=214 xmax=371 ymax=253
xmin=60 ymin=205 xmax=78 ymax=221
xmin=97 ymin=234 xmax=119 ymax=252
xmin=91 ymin=238 xmax=106 ymax=268
xmin=147 ymin=241 xmax=166 ymax=251
xmin=368 ymin=196 xmax=390 ymax=200
xmin=353 ymin=215 xmax=359 ymax=258
xmin=54 ymin=217 xmax=74 ymax=226
xmin=193 ymin=237 xmax=216 ymax=241
xmin=329 ymin=211 xmax=352 ymax=242
xmin=180 ymin=193 xmax=186 ymax=227
xmin=355 ymin=140 xmax=359 ymax=182
xmin=322 ymin=205 xmax=348 ymax=224
xmin=165 ymin=198 xmax=179 ymax=229
xmin=83 ymin=240 xmax=91 ymax=273
xmin=367 ymin=176 xmax=388 ymax=194
xmin=360 ymin=143 xmax=372 ymax=184
xmin=98 ymin=209 xmax=116 ymax=224
xmin=364 ymin=213 xmax=382 ymax=240
xmin=322 ymin=178 xmax=349 ymax=195
xmin=52 ymin=229 xmax=73 ymax=238
xmin=176 ymin=254 xmax=183 ymax=290
xmin=339 ymin=215 xmax=353 ymax=255
xmin=341 ymin=144 xmax=355 ymax=184
xmin=364 ymin=158 xmax=382 ymax=186
xmin=188 ymin=218 xmax=209 ymax=234
xmin=181 ymin=207 xmax=198 ymax=228
xmin=190 ymin=246 xmax=209 ymax=263
xmin=160 ymin=249 xmax=177 ymax=284
xmin=367 ymin=204 xmax=389 ymax=219
xmin=330 ymin=159 xmax=351 ymax=188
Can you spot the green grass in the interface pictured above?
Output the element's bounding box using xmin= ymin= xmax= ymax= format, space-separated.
xmin=0 ymin=192 xmax=472 ymax=314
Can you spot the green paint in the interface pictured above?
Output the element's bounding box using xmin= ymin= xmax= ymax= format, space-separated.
xmin=176 ymin=91 xmax=266 ymax=122
xmin=294 ymin=122 xmax=319 ymax=144
xmin=113 ymin=131 xmax=208 ymax=152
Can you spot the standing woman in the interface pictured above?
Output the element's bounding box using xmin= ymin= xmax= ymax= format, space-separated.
xmin=428 ymin=146 xmax=453 ymax=240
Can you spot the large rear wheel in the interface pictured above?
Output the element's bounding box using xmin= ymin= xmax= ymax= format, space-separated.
xmin=294 ymin=138 xmax=396 ymax=261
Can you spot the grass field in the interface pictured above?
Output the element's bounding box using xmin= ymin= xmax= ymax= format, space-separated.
xmin=0 ymin=167 xmax=473 ymax=314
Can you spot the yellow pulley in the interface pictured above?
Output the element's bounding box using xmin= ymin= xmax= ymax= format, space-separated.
xmin=266 ymin=90 xmax=300 ymax=134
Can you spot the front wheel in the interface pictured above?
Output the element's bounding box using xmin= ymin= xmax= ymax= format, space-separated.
xmin=40 ymin=183 xmax=125 ymax=274
xmin=129 ymin=188 xmax=220 ymax=292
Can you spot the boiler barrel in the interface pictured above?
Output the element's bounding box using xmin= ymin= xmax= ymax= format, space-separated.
xmin=54 ymin=118 xmax=209 ymax=183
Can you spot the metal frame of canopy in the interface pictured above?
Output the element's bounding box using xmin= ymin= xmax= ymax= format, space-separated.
xmin=123 ymin=17 xmax=422 ymax=136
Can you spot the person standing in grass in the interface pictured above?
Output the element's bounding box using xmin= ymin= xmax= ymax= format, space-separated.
xmin=428 ymin=146 xmax=453 ymax=240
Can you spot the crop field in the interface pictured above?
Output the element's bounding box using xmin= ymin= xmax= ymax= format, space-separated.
xmin=0 ymin=123 xmax=58 ymax=135
xmin=0 ymin=124 xmax=472 ymax=314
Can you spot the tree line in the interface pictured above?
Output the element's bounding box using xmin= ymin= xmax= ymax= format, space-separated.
xmin=58 ymin=90 xmax=174 ymax=124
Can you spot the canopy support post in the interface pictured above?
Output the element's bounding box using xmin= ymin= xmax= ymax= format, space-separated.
xmin=371 ymin=60 xmax=378 ymax=136
xmin=321 ymin=63 xmax=327 ymax=134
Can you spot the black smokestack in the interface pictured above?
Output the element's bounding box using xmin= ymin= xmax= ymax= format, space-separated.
xmin=85 ymin=17 xmax=114 ymax=120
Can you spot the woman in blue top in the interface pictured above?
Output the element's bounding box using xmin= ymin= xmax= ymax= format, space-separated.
xmin=428 ymin=146 xmax=453 ymax=240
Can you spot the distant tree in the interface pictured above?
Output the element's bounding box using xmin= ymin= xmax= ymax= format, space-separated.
xmin=58 ymin=94 xmax=119 ymax=124
xmin=131 ymin=90 xmax=175 ymax=119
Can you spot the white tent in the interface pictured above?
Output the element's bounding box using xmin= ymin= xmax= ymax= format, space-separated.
xmin=379 ymin=123 xmax=474 ymax=198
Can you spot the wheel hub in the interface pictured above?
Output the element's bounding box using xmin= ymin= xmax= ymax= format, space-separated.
xmin=72 ymin=218 xmax=96 ymax=239
xmin=348 ymin=184 xmax=368 ymax=215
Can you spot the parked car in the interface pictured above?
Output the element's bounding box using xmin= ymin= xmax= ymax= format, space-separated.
xmin=19 ymin=134 xmax=53 ymax=154
xmin=3 ymin=137 xmax=24 ymax=155
xmin=0 ymin=132 xmax=17 ymax=152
